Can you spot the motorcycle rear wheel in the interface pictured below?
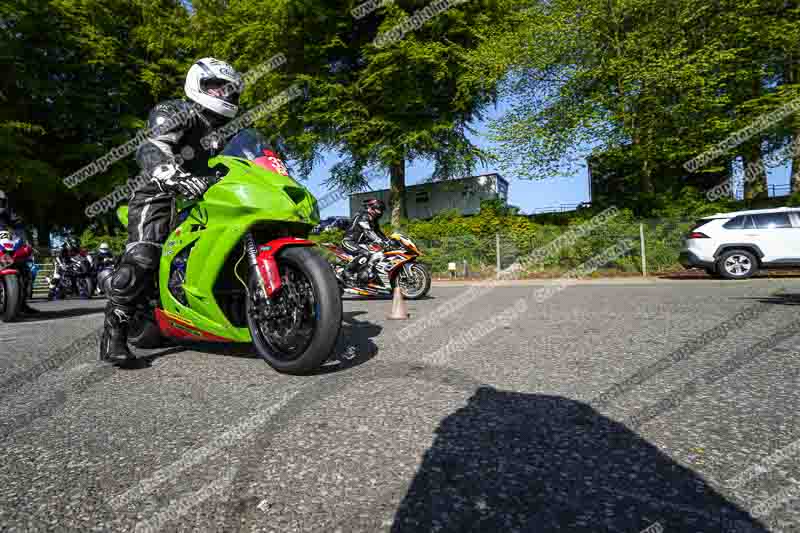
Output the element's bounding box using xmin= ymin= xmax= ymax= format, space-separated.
xmin=247 ymin=246 xmax=342 ymax=375
xmin=0 ymin=274 xmax=21 ymax=322
xmin=77 ymin=277 xmax=93 ymax=299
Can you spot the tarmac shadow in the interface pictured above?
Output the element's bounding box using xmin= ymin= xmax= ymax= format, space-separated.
xmin=744 ymin=292 xmax=800 ymax=306
xmin=392 ymin=386 xmax=768 ymax=533
xmin=13 ymin=307 xmax=105 ymax=323
xmin=315 ymin=310 xmax=381 ymax=373
xmin=161 ymin=311 xmax=381 ymax=374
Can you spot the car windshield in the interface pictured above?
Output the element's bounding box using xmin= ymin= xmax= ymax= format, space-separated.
xmin=221 ymin=128 xmax=272 ymax=161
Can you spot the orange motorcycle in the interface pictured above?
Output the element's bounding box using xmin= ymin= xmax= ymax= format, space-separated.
xmin=322 ymin=233 xmax=431 ymax=299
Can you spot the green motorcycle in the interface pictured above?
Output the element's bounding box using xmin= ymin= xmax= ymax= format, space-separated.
xmin=105 ymin=128 xmax=342 ymax=375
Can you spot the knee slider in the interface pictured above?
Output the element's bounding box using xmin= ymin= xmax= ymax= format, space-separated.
xmin=109 ymin=263 xmax=144 ymax=305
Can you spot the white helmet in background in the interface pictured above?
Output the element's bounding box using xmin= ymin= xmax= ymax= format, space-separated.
xmin=98 ymin=243 xmax=110 ymax=254
xmin=184 ymin=58 xmax=243 ymax=119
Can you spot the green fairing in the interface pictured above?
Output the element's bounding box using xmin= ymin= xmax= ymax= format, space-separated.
xmin=115 ymin=153 xmax=321 ymax=343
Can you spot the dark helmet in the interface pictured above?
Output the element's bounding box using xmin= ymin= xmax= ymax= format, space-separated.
xmin=363 ymin=198 xmax=385 ymax=219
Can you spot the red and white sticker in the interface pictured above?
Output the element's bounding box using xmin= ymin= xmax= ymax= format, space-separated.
xmin=258 ymin=150 xmax=289 ymax=176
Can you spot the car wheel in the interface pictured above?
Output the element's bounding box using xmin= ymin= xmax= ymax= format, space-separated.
xmin=716 ymin=249 xmax=757 ymax=280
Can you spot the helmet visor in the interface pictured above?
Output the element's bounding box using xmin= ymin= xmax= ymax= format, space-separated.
xmin=201 ymin=78 xmax=240 ymax=106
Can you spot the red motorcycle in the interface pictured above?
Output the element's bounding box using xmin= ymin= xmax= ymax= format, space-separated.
xmin=0 ymin=230 xmax=34 ymax=322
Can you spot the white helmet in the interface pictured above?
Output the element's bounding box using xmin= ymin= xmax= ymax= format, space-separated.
xmin=99 ymin=243 xmax=110 ymax=253
xmin=184 ymin=58 xmax=243 ymax=118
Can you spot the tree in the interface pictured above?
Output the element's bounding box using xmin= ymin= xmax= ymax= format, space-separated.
xmin=478 ymin=0 xmax=800 ymax=211
xmin=207 ymin=0 xmax=517 ymax=228
xmin=1 ymin=0 xmax=195 ymax=243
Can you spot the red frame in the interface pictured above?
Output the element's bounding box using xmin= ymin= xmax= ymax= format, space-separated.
xmin=256 ymin=237 xmax=315 ymax=296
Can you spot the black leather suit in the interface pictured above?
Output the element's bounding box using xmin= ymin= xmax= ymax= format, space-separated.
xmin=342 ymin=210 xmax=390 ymax=279
xmin=104 ymin=99 xmax=229 ymax=330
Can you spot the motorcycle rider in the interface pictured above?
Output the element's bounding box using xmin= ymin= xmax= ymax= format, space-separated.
xmin=48 ymin=242 xmax=71 ymax=300
xmin=0 ymin=189 xmax=38 ymax=313
xmin=0 ymin=190 xmax=26 ymax=244
xmin=102 ymin=57 xmax=244 ymax=362
xmin=63 ymin=239 xmax=84 ymax=296
xmin=95 ymin=242 xmax=114 ymax=267
xmin=341 ymin=198 xmax=392 ymax=283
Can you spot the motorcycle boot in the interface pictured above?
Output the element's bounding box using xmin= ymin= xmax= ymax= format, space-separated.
xmin=102 ymin=304 xmax=134 ymax=362
xmin=344 ymin=252 xmax=371 ymax=283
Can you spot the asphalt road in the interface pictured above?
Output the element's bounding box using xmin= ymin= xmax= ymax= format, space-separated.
xmin=1 ymin=279 xmax=800 ymax=532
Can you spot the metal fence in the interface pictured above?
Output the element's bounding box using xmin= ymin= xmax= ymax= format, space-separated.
xmin=413 ymin=218 xmax=696 ymax=279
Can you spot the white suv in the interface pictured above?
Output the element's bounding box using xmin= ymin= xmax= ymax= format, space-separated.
xmin=679 ymin=207 xmax=800 ymax=279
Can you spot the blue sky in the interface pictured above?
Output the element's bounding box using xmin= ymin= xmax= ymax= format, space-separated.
xmin=298 ymin=98 xmax=594 ymax=218
xmin=296 ymin=97 xmax=794 ymax=218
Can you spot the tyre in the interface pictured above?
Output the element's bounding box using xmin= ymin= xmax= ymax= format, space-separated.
xmin=247 ymin=246 xmax=342 ymax=375
xmin=716 ymin=249 xmax=758 ymax=280
xmin=77 ymin=277 xmax=93 ymax=299
xmin=0 ymin=274 xmax=22 ymax=322
xmin=128 ymin=310 xmax=163 ymax=349
xmin=394 ymin=262 xmax=431 ymax=300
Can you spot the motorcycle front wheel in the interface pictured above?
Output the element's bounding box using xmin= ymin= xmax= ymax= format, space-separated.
xmin=394 ymin=262 xmax=431 ymax=300
xmin=0 ymin=274 xmax=22 ymax=322
xmin=247 ymin=246 xmax=342 ymax=375
xmin=77 ymin=277 xmax=93 ymax=299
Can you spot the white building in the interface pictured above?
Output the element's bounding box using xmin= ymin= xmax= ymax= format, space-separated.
xmin=349 ymin=173 xmax=509 ymax=222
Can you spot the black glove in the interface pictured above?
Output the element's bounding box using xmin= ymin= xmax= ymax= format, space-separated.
xmin=152 ymin=164 xmax=209 ymax=200
xmin=174 ymin=175 xmax=209 ymax=199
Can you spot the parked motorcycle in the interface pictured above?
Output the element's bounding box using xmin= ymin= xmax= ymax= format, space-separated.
xmin=0 ymin=230 xmax=35 ymax=322
xmin=47 ymin=251 xmax=94 ymax=300
xmin=73 ymin=249 xmax=95 ymax=298
xmin=107 ymin=127 xmax=341 ymax=375
xmin=46 ymin=255 xmax=68 ymax=300
xmin=322 ymin=233 xmax=431 ymax=299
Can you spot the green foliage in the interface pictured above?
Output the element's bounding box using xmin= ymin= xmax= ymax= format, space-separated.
xmin=1 ymin=0 xmax=195 ymax=239
xmin=209 ymin=0 xmax=518 ymax=226
xmin=384 ymin=196 xmax=752 ymax=276
xmin=478 ymin=0 xmax=800 ymax=207
xmin=787 ymin=191 xmax=800 ymax=207
xmin=8 ymin=0 xmax=799 ymax=246
xmin=78 ymin=228 xmax=128 ymax=254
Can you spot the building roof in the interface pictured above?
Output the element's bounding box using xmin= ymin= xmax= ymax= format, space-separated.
xmin=349 ymin=173 xmax=507 ymax=197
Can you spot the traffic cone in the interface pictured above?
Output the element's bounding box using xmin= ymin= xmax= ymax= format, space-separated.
xmin=387 ymin=285 xmax=410 ymax=320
